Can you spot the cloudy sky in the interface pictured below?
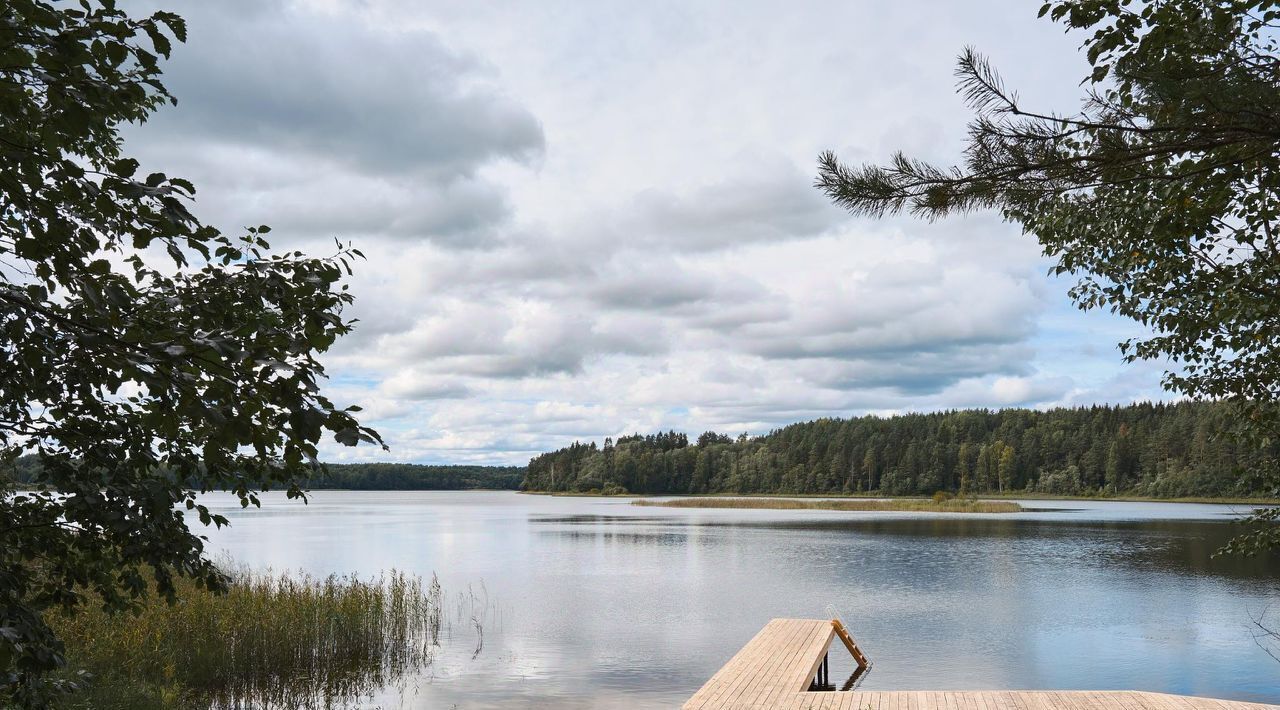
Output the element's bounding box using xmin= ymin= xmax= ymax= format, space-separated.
xmin=121 ymin=0 xmax=1170 ymax=465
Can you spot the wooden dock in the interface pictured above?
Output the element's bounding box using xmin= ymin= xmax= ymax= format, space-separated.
xmin=684 ymin=618 xmax=1278 ymax=710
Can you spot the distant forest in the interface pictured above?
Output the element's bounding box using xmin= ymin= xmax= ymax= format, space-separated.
xmin=306 ymin=463 xmax=524 ymax=490
xmin=6 ymin=402 xmax=1273 ymax=498
xmin=522 ymin=402 xmax=1278 ymax=498
xmin=2 ymin=458 xmax=524 ymax=492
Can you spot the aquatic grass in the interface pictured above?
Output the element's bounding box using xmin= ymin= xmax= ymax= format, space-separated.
xmin=631 ymin=497 xmax=1023 ymax=513
xmin=49 ymin=567 xmax=442 ymax=710
xmin=450 ymin=581 xmax=498 ymax=660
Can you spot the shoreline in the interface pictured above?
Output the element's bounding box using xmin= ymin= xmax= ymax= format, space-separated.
xmin=632 ymin=497 xmax=1023 ymax=513
xmin=518 ymin=489 xmax=1280 ymax=506
xmin=12 ymin=485 xmax=1274 ymax=507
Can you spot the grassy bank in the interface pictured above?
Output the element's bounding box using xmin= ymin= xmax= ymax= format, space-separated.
xmin=49 ymin=568 xmax=442 ymax=710
xmin=521 ymin=489 xmax=633 ymax=497
xmin=631 ymin=497 xmax=1023 ymax=513
xmin=983 ymin=491 xmax=1280 ymax=506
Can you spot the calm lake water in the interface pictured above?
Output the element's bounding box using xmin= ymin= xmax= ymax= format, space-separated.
xmin=200 ymin=491 xmax=1280 ymax=708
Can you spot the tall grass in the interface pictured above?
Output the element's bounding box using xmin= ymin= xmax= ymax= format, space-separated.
xmin=631 ymin=497 xmax=1023 ymax=513
xmin=49 ymin=567 xmax=442 ymax=710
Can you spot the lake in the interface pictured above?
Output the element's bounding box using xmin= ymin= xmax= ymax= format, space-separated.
xmin=200 ymin=491 xmax=1280 ymax=708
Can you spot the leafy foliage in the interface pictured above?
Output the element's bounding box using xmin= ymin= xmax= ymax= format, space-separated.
xmin=816 ymin=0 xmax=1280 ymax=549
xmin=524 ymin=402 xmax=1277 ymax=499
xmin=0 ymin=1 xmax=380 ymax=702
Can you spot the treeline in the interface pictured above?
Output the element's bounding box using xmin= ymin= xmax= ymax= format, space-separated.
xmin=305 ymin=463 xmax=524 ymax=490
xmin=522 ymin=402 xmax=1277 ymax=498
xmin=2 ymin=457 xmax=524 ymax=491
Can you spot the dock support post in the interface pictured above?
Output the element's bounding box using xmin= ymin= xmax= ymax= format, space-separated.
xmin=813 ymin=652 xmax=829 ymax=689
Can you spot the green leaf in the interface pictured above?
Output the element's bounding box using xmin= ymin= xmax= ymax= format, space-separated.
xmin=112 ymin=158 xmax=140 ymax=177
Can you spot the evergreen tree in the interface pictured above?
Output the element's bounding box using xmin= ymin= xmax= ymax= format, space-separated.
xmin=521 ymin=403 xmax=1275 ymax=500
xmin=816 ymin=0 xmax=1280 ymax=550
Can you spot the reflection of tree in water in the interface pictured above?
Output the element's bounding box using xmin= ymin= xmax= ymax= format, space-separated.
xmin=731 ymin=516 xmax=1280 ymax=582
xmin=533 ymin=512 xmax=1280 ymax=581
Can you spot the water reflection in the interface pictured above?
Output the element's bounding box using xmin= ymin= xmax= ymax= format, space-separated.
xmin=201 ymin=491 xmax=1280 ymax=707
xmin=530 ymin=512 xmax=1278 ymax=581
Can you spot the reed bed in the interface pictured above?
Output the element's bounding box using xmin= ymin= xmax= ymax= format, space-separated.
xmin=631 ymin=497 xmax=1023 ymax=513
xmin=50 ymin=568 xmax=442 ymax=710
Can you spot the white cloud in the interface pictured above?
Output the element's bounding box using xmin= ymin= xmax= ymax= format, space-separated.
xmin=122 ymin=0 xmax=542 ymax=245
xmin=123 ymin=0 xmax=1170 ymax=464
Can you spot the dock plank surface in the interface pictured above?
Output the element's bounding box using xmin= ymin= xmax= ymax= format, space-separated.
xmin=684 ymin=619 xmax=1277 ymax=710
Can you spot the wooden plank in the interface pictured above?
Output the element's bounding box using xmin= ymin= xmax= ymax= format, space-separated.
xmin=1046 ymin=692 xmax=1076 ymax=710
xmin=779 ymin=624 xmax=836 ymax=694
xmin=1106 ymin=690 xmax=1143 ymax=710
xmin=741 ymin=619 xmax=808 ymax=705
xmin=1001 ymin=690 xmax=1027 ymax=710
xmin=712 ymin=619 xmax=798 ymax=709
xmin=755 ymin=621 xmax=831 ymax=708
xmin=725 ymin=618 xmax=811 ymax=708
xmin=685 ymin=620 xmax=1280 ymax=710
xmin=734 ymin=618 xmax=809 ymax=706
xmin=996 ymin=691 xmax=1022 ymax=710
xmin=808 ymin=690 xmax=1269 ymax=710
xmin=685 ymin=623 xmax=763 ymax=707
xmin=758 ymin=620 xmax=827 ymax=707
xmin=1053 ymin=694 xmax=1082 ymax=710
xmin=686 ymin=618 xmax=792 ymax=710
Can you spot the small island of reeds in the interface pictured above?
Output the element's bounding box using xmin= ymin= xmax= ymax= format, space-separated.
xmin=631 ymin=496 xmax=1023 ymax=513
